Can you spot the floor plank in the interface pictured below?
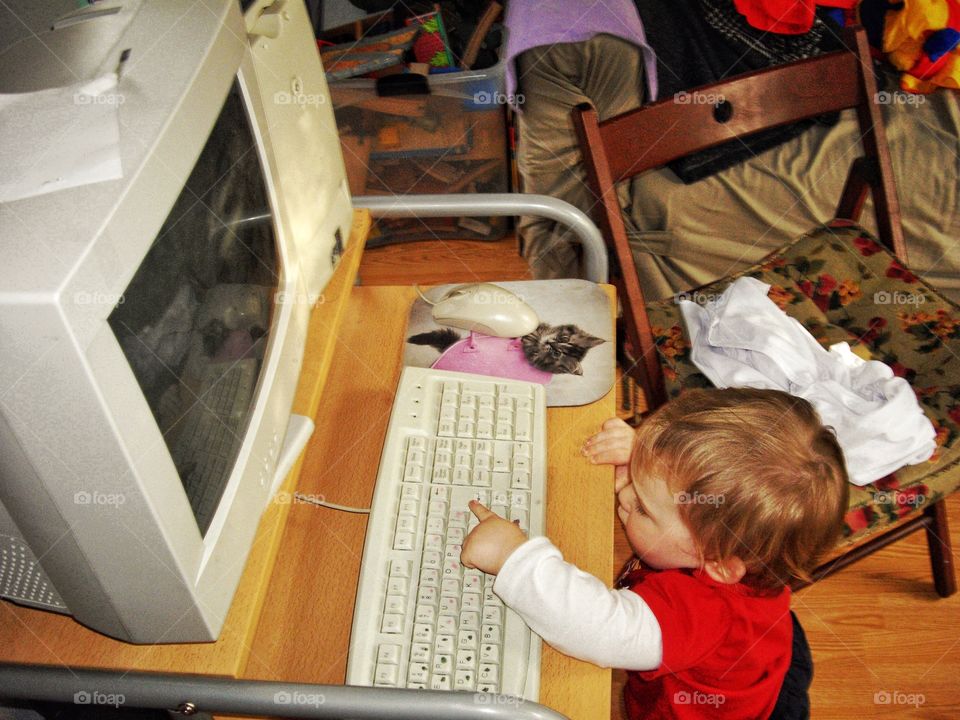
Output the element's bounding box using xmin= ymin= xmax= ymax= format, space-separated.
xmin=359 ymin=234 xmax=960 ymax=719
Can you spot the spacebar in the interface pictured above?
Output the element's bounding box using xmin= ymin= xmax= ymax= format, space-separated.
xmin=499 ymin=606 xmax=532 ymax=697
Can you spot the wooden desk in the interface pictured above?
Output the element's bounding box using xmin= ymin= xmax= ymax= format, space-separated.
xmin=0 ymin=210 xmax=616 ymax=719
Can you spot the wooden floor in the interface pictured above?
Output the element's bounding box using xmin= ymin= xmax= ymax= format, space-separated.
xmin=359 ymin=233 xmax=960 ymax=720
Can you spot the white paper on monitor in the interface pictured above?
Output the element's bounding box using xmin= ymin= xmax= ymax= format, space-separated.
xmin=0 ymin=72 xmax=123 ymax=203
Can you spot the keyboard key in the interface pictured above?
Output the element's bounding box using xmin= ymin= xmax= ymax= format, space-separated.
xmin=478 ymin=663 xmax=499 ymax=684
xmin=437 ymin=615 xmax=457 ymax=635
xmin=413 ymin=623 xmax=433 ymax=643
xmin=374 ymin=663 xmax=399 ymax=686
xmin=393 ymin=532 xmax=414 ymax=551
xmin=387 ymin=576 xmax=408 ymax=595
xmin=420 ymin=568 xmax=440 ymax=589
xmin=415 ymin=605 xmax=436 ymax=625
xmin=460 ymin=611 xmax=480 ymax=630
xmin=396 ymin=515 xmax=416 ymax=534
xmin=417 ymin=587 xmax=438 ymax=606
xmin=441 ymin=578 xmax=461 ymax=596
xmin=433 ymin=654 xmax=453 ymax=676
xmin=462 ymin=592 xmax=481 ymax=612
xmin=457 ymin=648 xmax=477 ymax=670
xmin=378 ymin=644 xmax=401 ymax=665
xmin=514 ymin=411 xmax=532 ymax=442
xmin=439 ymin=595 xmax=459 ymax=616
xmin=435 ymin=450 xmax=452 ymax=468
xmin=454 ymin=669 xmax=476 ymax=690
xmin=381 ymin=614 xmax=403 ymax=634
xmin=458 ymin=629 xmax=478 ymax=649
xmin=435 ymin=634 xmax=455 ymax=653
xmin=511 ymin=470 xmax=531 ymax=490
xmin=426 ymin=517 xmax=445 ymax=534
xmin=430 ymin=674 xmax=451 ymax=690
xmin=472 ymin=469 xmax=491 ymax=487
xmin=408 ymin=663 xmax=429 ymax=684
xmin=430 ymin=485 xmax=451 ymax=501
xmin=399 ymin=498 xmax=419 ymax=516
xmin=411 ymin=643 xmax=431 ymax=663
xmin=425 ymin=534 xmax=443 ymax=552
xmin=464 ymin=381 xmax=495 ymax=395
xmin=480 ymin=644 xmax=500 ymax=663
xmin=481 ymin=624 xmax=500 ymax=644
xmin=422 ymin=552 xmax=442 ymax=571
xmin=483 ymin=606 xmax=503 ymax=625
xmin=438 ymin=420 xmax=455 ymax=437
xmin=510 ymin=491 xmax=529 ymax=508
xmin=446 ymin=527 xmax=465 ymax=545
xmin=384 ymin=595 xmax=406 ymax=614
xmin=389 ymin=559 xmax=411 ymax=578
xmin=433 ymin=466 xmax=451 ymax=484
xmin=453 ymin=467 xmax=471 ymax=485
xmin=448 ymin=509 xmax=470 ymax=528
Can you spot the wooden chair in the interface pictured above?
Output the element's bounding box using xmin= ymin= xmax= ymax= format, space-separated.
xmin=573 ymin=27 xmax=958 ymax=596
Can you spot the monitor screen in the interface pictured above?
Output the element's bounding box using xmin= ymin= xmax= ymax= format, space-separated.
xmin=108 ymin=80 xmax=279 ymax=536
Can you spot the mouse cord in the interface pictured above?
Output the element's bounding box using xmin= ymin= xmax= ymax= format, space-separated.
xmin=414 ymin=284 xmax=436 ymax=306
xmin=294 ymin=492 xmax=370 ymax=514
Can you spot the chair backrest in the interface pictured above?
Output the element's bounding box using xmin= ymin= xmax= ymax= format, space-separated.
xmin=573 ymin=26 xmax=905 ymax=409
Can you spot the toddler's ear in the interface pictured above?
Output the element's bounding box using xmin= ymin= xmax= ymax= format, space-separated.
xmin=702 ymin=556 xmax=746 ymax=585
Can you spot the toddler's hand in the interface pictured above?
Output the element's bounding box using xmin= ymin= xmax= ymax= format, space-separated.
xmin=582 ymin=417 xmax=635 ymax=467
xmin=460 ymin=501 xmax=527 ymax=576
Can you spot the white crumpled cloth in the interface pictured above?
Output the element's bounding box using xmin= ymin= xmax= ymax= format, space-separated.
xmin=679 ymin=277 xmax=936 ymax=486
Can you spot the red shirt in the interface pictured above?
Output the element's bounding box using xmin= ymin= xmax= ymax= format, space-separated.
xmin=618 ymin=561 xmax=791 ymax=720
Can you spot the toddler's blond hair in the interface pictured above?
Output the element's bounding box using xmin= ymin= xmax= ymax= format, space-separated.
xmin=631 ymin=388 xmax=849 ymax=593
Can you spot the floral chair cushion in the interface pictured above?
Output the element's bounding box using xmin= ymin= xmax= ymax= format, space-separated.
xmin=645 ymin=221 xmax=960 ymax=543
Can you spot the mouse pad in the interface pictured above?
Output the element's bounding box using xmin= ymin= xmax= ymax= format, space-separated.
xmin=403 ymin=280 xmax=615 ymax=407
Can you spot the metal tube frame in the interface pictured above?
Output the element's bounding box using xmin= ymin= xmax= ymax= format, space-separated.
xmin=353 ymin=194 xmax=609 ymax=284
xmin=0 ymin=664 xmax=569 ymax=720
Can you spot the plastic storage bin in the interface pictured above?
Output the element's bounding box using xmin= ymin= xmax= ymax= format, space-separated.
xmin=330 ymin=60 xmax=510 ymax=246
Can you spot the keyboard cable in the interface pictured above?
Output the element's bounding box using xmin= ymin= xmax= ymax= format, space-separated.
xmin=294 ymin=492 xmax=370 ymax=514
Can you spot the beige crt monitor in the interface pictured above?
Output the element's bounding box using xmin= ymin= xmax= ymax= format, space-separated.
xmin=0 ymin=0 xmax=352 ymax=643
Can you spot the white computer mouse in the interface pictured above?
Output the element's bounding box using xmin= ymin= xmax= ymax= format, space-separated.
xmin=431 ymin=283 xmax=540 ymax=338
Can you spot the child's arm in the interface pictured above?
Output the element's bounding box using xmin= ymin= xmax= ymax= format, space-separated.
xmin=461 ymin=501 xmax=662 ymax=671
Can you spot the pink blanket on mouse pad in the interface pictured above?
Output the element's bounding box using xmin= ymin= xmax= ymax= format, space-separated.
xmin=403 ymin=279 xmax=614 ymax=408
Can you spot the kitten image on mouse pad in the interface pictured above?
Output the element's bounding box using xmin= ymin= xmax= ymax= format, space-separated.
xmin=403 ymin=280 xmax=614 ymax=407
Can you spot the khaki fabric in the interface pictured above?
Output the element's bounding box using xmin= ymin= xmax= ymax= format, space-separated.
xmin=515 ymin=34 xmax=646 ymax=279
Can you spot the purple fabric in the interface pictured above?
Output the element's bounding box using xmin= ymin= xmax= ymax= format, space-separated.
xmin=503 ymin=0 xmax=659 ymax=105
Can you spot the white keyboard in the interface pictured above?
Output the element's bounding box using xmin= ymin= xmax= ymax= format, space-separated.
xmin=346 ymin=366 xmax=547 ymax=699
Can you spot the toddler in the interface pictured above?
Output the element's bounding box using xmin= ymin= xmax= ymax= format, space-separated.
xmin=461 ymin=387 xmax=849 ymax=719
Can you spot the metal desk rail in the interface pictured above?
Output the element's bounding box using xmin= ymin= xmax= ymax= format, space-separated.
xmin=0 ymin=663 xmax=570 ymax=720
xmin=353 ymin=193 xmax=609 ymax=284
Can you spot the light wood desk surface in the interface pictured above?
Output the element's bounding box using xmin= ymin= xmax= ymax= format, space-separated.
xmin=0 ymin=211 xmax=617 ymax=719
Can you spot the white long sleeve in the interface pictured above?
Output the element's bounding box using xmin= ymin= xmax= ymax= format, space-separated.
xmin=493 ymin=536 xmax=662 ymax=671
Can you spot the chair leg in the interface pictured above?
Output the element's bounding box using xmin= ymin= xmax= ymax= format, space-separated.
xmin=924 ymin=500 xmax=957 ymax=598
